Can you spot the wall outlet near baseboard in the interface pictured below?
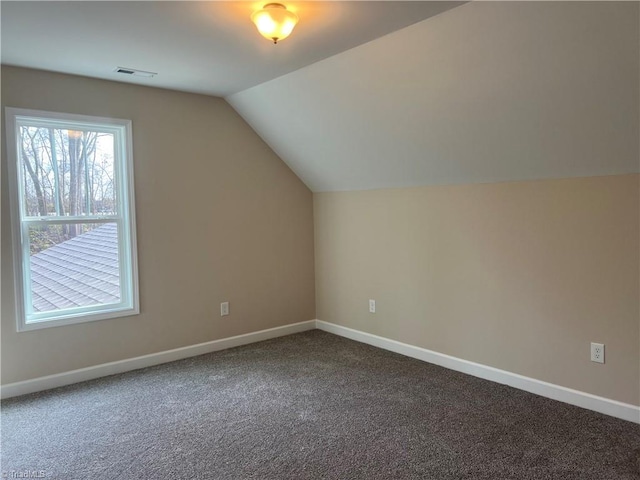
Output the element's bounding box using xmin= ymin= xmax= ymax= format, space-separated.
xmin=590 ymin=342 xmax=605 ymax=364
xmin=369 ymin=299 xmax=376 ymax=314
xmin=220 ymin=302 xmax=229 ymax=317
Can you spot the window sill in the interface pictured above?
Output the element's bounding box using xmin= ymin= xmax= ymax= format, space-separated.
xmin=18 ymin=306 xmax=140 ymax=332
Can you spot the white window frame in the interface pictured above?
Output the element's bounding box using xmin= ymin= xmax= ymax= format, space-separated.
xmin=5 ymin=107 xmax=139 ymax=331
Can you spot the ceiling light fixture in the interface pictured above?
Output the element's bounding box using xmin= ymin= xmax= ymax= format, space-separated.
xmin=251 ymin=3 xmax=298 ymax=44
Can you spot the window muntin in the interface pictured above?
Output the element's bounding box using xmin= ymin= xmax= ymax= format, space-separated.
xmin=5 ymin=108 xmax=139 ymax=331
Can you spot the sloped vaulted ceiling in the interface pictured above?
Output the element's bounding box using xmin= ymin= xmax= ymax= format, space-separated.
xmin=227 ymin=1 xmax=640 ymax=192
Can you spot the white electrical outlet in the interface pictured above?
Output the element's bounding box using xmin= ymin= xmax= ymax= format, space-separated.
xmin=220 ymin=302 xmax=229 ymax=317
xmin=590 ymin=342 xmax=605 ymax=364
xmin=369 ymin=299 xmax=376 ymax=313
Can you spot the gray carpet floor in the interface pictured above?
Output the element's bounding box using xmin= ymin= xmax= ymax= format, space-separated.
xmin=2 ymin=330 xmax=640 ymax=479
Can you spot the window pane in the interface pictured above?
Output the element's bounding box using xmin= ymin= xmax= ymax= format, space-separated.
xmin=18 ymin=125 xmax=116 ymax=217
xmin=28 ymin=223 xmax=121 ymax=313
xmin=9 ymin=109 xmax=138 ymax=329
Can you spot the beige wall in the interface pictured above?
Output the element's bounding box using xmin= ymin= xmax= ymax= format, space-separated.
xmin=1 ymin=66 xmax=315 ymax=384
xmin=2 ymin=68 xmax=638 ymax=410
xmin=315 ymin=175 xmax=640 ymax=405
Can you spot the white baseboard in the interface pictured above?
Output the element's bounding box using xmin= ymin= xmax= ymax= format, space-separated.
xmin=316 ymin=320 xmax=640 ymax=424
xmin=4 ymin=319 xmax=638 ymax=424
xmin=1 ymin=320 xmax=316 ymax=400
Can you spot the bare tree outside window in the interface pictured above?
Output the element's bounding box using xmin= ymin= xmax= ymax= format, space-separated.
xmin=6 ymin=108 xmax=139 ymax=330
xmin=19 ymin=126 xmax=116 ymax=253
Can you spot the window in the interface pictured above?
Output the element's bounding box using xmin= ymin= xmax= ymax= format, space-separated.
xmin=5 ymin=108 xmax=139 ymax=331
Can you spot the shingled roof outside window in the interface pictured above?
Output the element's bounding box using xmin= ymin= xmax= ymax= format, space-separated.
xmin=30 ymin=224 xmax=120 ymax=312
xmin=6 ymin=108 xmax=139 ymax=330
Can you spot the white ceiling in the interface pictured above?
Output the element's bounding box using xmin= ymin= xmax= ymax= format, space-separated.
xmin=3 ymin=1 xmax=638 ymax=193
xmin=228 ymin=1 xmax=640 ymax=191
xmin=1 ymin=1 xmax=463 ymax=97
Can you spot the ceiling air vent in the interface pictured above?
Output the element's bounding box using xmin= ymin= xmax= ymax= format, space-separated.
xmin=115 ymin=67 xmax=157 ymax=78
